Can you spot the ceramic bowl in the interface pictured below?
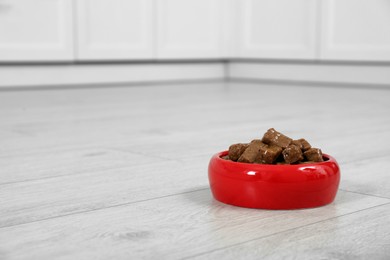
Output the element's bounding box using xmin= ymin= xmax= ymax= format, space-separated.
xmin=208 ymin=151 xmax=340 ymax=210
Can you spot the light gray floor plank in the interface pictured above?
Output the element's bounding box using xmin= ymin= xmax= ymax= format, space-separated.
xmin=0 ymin=190 xmax=388 ymax=260
xmin=340 ymin=155 xmax=390 ymax=198
xmin=2 ymin=83 xmax=389 ymax=161
xmin=1 ymin=82 xmax=390 ymax=259
xmin=0 ymin=154 xmax=209 ymax=228
xmin=0 ymin=147 xmax=166 ymax=184
xmin=191 ymin=203 xmax=390 ymax=260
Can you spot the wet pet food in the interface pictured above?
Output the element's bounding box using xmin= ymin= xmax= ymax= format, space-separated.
xmin=225 ymin=128 xmax=324 ymax=164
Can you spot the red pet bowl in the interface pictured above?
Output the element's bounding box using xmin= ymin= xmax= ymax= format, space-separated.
xmin=208 ymin=151 xmax=340 ymax=210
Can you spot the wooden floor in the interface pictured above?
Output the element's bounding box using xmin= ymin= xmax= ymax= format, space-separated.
xmin=1 ymin=81 xmax=390 ymax=259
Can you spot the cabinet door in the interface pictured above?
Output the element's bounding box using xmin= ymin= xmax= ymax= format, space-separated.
xmin=321 ymin=0 xmax=390 ymax=61
xmin=76 ymin=0 xmax=154 ymax=60
xmin=157 ymin=0 xmax=225 ymax=59
xmin=236 ymin=0 xmax=318 ymax=59
xmin=0 ymin=0 xmax=73 ymax=61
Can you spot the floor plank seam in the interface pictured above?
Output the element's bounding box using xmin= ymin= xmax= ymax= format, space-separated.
xmin=338 ymin=188 xmax=390 ymax=200
xmin=0 ymin=187 xmax=210 ymax=230
xmin=341 ymin=153 xmax=390 ymax=165
xmin=229 ymin=78 xmax=390 ymax=91
xmin=106 ymin=147 xmax=181 ymax=162
xmin=183 ymin=201 xmax=390 ymax=259
xmin=0 ymin=144 xmax=104 ymax=159
xmin=0 ymin=163 xmax=139 ymax=186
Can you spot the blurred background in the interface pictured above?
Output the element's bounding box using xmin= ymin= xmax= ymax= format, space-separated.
xmin=0 ymin=0 xmax=389 ymax=87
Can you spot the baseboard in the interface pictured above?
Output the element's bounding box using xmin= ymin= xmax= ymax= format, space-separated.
xmin=228 ymin=61 xmax=390 ymax=87
xmin=0 ymin=62 xmax=225 ymax=88
xmin=2 ymin=60 xmax=390 ymax=89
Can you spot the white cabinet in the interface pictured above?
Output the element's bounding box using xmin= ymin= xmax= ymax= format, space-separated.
xmin=2 ymin=0 xmax=390 ymax=62
xmin=76 ymin=0 xmax=154 ymax=60
xmin=156 ymin=0 xmax=225 ymax=59
xmin=236 ymin=0 xmax=318 ymax=59
xmin=321 ymin=0 xmax=390 ymax=61
xmin=0 ymin=0 xmax=74 ymax=61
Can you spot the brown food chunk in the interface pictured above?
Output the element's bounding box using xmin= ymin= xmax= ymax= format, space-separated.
xmin=221 ymin=155 xmax=230 ymax=161
xmin=276 ymin=161 xmax=289 ymax=165
xmin=282 ymin=145 xmax=304 ymax=164
xmin=291 ymin=138 xmax=312 ymax=151
xmin=228 ymin=143 xmax=249 ymax=161
xmin=238 ymin=139 xmax=266 ymax=163
xmin=304 ymin=148 xmax=324 ymax=162
xmin=301 ymin=161 xmax=315 ymax=164
xmin=291 ymin=140 xmax=301 ymax=149
xmin=226 ymin=129 xmax=324 ymax=164
xmin=262 ymin=128 xmax=292 ymax=149
xmin=254 ymin=145 xmax=282 ymax=164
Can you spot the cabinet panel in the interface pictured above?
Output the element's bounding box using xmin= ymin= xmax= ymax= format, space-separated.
xmin=237 ymin=0 xmax=318 ymax=59
xmin=321 ymin=0 xmax=390 ymax=61
xmin=76 ymin=0 xmax=154 ymax=60
xmin=0 ymin=0 xmax=73 ymax=61
xmin=157 ymin=0 xmax=225 ymax=59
